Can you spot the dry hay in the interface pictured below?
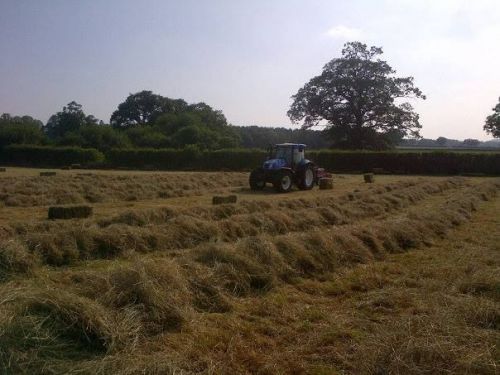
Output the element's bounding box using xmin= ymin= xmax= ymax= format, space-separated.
xmin=4 ymin=178 xmax=488 ymax=268
xmin=0 ymin=239 xmax=39 ymax=278
xmin=0 ymin=175 xmax=498 ymax=373
xmin=0 ymin=171 xmax=248 ymax=207
xmin=0 ymin=286 xmax=141 ymax=373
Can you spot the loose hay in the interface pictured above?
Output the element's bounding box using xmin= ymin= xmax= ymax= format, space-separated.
xmin=0 ymin=171 xmax=248 ymax=207
xmin=0 ymin=175 xmax=497 ymax=374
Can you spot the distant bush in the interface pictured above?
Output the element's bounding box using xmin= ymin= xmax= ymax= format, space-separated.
xmin=0 ymin=145 xmax=104 ymax=167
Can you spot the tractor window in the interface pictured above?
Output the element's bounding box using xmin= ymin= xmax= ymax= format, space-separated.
xmin=293 ymin=148 xmax=304 ymax=164
xmin=274 ymin=147 xmax=292 ymax=164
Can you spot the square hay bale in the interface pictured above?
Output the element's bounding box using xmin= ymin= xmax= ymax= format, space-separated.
xmin=212 ymin=195 xmax=237 ymax=205
xmin=0 ymin=167 xmax=6 ymax=172
xmin=319 ymin=178 xmax=333 ymax=190
xmin=48 ymin=205 xmax=93 ymax=220
xmin=364 ymin=173 xmax=375 ymax=183
xmin=40 ymin=171 xmax=57 ymax=177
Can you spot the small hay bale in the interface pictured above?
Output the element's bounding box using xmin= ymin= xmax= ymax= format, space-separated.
xmin=0 ymin=167 xmax=6 ymax=172
xmin=40 ymin=171 xmax=57 ymax=177
xmin=212 ymin=195 xmax=237 ymax=205
xmin=319 ymin=178 xmax=333 ymax=190
xmin=48 ymin=205 xmax=93 ymax=220
xmin=364 ymin=173 xmax=375 ymax=183
xmin=71 ymin=164 xmax=82 ymax=169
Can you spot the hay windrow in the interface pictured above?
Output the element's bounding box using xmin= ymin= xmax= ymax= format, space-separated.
xmin=0 ymin=239 xmax=40 ymax=278
xmin=7 ymin=178 xmax=481 ymax=266
xmin=0 ymin=171 xmax=248 ymax=207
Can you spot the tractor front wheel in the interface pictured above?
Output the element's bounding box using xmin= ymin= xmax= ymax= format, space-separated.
xmin=249 ymin=168 xmax=266 ymax=190
xmin=273 ymin=170 xmax=293 ymax=193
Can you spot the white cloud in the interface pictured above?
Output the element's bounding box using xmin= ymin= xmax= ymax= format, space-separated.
xmin=324 ymin=25 xmax=363 ymax=40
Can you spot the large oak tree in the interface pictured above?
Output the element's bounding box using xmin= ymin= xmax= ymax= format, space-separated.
xmin=288 ymin=42 xmax=425 ymax=149
xmin=110 ymin=91 xmax=188 ymax=128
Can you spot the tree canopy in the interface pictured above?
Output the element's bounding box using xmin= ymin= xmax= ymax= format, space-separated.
xmin=110 ymin=91 xmax=188 ymax=128
xmin=0 ymin=114 xmax=46 ymax=148
xmin=110 ymin=91 xmax=240 ymax=149
xmin=45 ymin=101 xmax=100 ymax=139
xmin=288 ymin=42 xmax=425 ymax=149
xmin=484 ymin=97 xmax=500 ymax=138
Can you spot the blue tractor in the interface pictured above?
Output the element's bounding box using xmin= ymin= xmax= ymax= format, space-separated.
xmin=249 ymin=143 xmax=328 ymax=193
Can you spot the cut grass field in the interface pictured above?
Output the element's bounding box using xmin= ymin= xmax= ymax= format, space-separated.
xmin=0 ymin=168 xmax=498 ymax=374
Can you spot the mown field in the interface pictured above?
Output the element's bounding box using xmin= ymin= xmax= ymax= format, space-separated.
xmin=0 ymin=168 xmax=498 ymax=374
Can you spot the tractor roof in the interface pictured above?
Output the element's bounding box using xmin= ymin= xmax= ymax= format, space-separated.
xmin=275 ymin=143 xmax=307 ymax=148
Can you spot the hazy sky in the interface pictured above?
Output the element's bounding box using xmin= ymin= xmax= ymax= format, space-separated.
xmin=1 ymin=0 xmax=499 ymax=140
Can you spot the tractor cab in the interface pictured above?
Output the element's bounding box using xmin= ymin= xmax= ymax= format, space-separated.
xmin=263 ymin=143 xmax=307 ymax=171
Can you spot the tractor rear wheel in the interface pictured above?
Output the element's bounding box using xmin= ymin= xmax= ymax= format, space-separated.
xmin=273 ymin=170 xmax=293 ymax=193
xmin=249 ymin=168 xmax=266 ymax=190
xmin=298 ymin=165 xmax=315 ymax=190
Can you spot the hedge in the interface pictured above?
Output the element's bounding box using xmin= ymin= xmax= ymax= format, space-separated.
xmin=105 ymin=148 xmax=500 ymax=175
xmin=308 ymin=150 xmax=500 ymax=175
xmin=0 ymin=145 xmax=104 ymax=167
xmin=0 ymin=145 xmax=499 ymax=175
xmin=104 ymin=148 xmax=266 ymax=170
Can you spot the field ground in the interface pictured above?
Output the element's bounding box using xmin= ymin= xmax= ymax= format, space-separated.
xmin=0 ymin=168 xmax=498 ymax=374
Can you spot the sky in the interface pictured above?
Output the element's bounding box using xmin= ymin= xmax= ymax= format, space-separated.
xmin=1 ymin=0 xmax=499 ymax=140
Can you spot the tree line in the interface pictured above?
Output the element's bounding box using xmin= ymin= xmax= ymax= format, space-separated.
xmin=1 ymin=42 xmax=499 ymax=153
xmin=0 ymin=96 xmax=331 ymax=151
